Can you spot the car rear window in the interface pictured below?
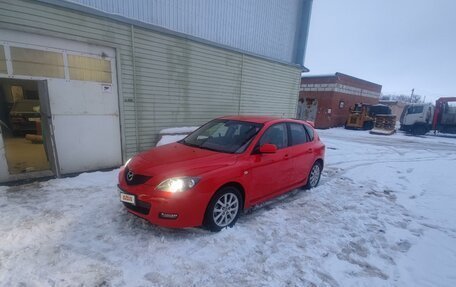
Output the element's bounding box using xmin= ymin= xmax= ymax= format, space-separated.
xmin=303 ymin=124 xmax=314 ymax=141
xmin=289 ymin=123 xmax=308 ymax=146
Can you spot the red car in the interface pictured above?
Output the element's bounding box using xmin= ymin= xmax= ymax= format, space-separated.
xmin=118 ymin=116 xmax=325 ymax=231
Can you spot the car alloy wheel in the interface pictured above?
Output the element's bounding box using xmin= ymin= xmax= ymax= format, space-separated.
xmin=213 ymin=192 xmax=239 ymax=227
xmin=305 ymin=162 xmax=322 ymax=189
xmin=204 ymin=187 xmax=242 ymax=232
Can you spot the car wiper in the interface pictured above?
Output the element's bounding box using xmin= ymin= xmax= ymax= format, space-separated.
xmin=180 ymin=140 xmax=200 ymax=148
xmin=198 ymin=146 xmax=220 ymax=152
xmin=199 ymin=145 xmax=235 ymax=154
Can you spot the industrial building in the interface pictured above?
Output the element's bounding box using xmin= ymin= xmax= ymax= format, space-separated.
xmin=299 ymin=73 xmax=381 ymax=129
xmin=0 ymin=0 xmax=313 ymax=182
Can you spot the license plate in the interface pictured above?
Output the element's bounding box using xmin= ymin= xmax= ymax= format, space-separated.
xmin=120 ymin=192 xmax=136 ymax=205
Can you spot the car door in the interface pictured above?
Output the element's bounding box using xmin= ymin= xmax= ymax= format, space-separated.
xmin=248 ymin=123 xmax=294 ymax=203
xmin=287 ymin=122 xmax=315 ymax=185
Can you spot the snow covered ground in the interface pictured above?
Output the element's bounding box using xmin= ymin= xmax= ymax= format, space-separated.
xmin=0 ymin=128 xmax=455 ymax=286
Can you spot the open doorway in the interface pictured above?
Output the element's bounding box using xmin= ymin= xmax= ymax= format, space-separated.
xmin=0 ymin=79 xmax=51 ymax=174
xmin=304 ymin=98 xmax=318 ymax=122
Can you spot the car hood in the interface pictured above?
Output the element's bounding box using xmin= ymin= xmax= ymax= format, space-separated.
xmin=130 ymin=142 xmax=238 ymax=177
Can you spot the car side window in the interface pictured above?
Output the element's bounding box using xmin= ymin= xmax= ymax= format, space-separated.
xmin=258 ymin=123 xmax=288 ymax=149
xmin=289 ymin=123 xmax=309 ymax=146
xmin=303 ymin=124 xmax=314 ymax=141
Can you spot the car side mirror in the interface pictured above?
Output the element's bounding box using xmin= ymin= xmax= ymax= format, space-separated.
xmin=259 ymin=143 xmax=277 ymax=154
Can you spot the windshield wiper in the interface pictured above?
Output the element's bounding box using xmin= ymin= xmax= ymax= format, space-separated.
xmin=181 ymin=139 xmax=233 ymax=154
xmin=200 ymin=145 xmax=235 ymax=154
xmin=180 ymin=140 xmax=200 ymax=148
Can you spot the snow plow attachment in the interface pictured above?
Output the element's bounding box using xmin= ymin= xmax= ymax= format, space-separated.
xmin=370 ymin=114 xmax=396 ymax=135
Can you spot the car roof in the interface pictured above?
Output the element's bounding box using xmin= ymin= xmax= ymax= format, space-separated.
xmin=218 ymin=115 xmax=306 ymax=125
xmin=218 ymin=115 xmax=281 ymax=123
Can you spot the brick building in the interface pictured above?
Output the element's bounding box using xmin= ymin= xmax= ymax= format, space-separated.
xmin=299 ymin=73 xmax=381 ymax=128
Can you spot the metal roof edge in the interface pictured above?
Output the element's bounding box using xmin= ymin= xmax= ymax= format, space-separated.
xmin=335 ymin=72 xmax=382 ymax=88
xmin=301 ymin=72 xmax=381 ymax=88
xmin=35 ymin=0 xmax=305 ymax=70
xmin=301 ymin=73 xmax=337 ymax=78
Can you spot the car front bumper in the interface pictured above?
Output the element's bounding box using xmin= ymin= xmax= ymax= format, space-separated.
xmin=117 ymin=171 xmax=212 ymax=228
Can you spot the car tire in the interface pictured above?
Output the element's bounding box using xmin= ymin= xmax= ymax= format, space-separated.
xmin=304 ymin=161 xmax=322 ymax=189
xmin=204 ymin=186 xmax=242 ymax=232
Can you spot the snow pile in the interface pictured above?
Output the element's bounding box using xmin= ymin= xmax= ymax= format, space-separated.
xmin=0 ymin=127 xmax=455 ymax=286
xmin=159 ymin=126 xmax=199 ymax=134
xmin=156 ymin=126 xmax=199 ymax=146
xmin=369 ymin=128 xmax=396 ymax=135
xmin=156 ymin=134 xmax=187 ymax=146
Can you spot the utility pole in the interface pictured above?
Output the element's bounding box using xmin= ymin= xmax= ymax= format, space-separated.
xmin=410 ymin=88 xmax=415 ymax=103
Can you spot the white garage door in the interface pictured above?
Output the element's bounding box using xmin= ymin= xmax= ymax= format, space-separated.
xmin=48 ymin=79 xmax=121 ymax=174
xmin=0 ymin=29 xmax=122 ymax=179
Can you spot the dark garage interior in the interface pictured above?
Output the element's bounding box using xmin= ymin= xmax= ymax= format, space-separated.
xmin=0 ymin=78 xmax=50 ymax=174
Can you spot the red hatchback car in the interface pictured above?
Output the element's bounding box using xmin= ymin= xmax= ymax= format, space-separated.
xmin=118 ymin=116 xmax=325 ymax=231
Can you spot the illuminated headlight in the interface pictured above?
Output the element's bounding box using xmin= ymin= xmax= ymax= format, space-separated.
xmin=157 ymin=177 xmax=200 ymax=193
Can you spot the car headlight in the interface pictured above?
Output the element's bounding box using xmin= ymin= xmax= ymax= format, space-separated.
xmin=156 ymin=177 xmax=200 ymax=193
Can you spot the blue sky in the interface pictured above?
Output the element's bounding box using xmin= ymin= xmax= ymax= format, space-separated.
xmin=304 ymin=0 xmax=456 ymax=102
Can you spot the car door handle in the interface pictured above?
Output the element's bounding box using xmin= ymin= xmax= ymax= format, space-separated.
xmin=283 ymin=154 xmax=289 ymax=160
xmin=306 ymin=148 xmax=313 ymax=154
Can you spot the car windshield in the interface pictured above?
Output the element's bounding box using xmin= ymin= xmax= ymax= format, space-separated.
xmin=181 ymin=119 xmax=263 ymax=153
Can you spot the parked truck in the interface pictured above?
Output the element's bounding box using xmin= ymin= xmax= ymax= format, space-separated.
xmin=399 ymin=97 xmax=456 ymax=135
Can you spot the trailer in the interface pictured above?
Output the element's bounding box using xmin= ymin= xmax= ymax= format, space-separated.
xmin=432 ymin=97 xmax=456 ymax=134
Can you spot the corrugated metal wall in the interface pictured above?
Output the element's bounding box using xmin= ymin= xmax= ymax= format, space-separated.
xmin=131 ymin=27 xmax=244 ymax=150
xmin=240 ymin=56 xmax=301 ymax=116
xmin=0 ymin=0 xmax=301 ymax=160
xmin=64 ymin=0 xmax=303 ymax=64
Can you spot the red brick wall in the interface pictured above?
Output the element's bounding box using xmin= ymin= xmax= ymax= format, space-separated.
xmin=299 ymin=91 xmax=379 ymax=129
xmin=299 ymin=91 xmax=334 ymax=128
xmin=330 ymin=92 xmax=379 ymax=128
xmin=300 ymin=73 xmax=382 ymax=129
